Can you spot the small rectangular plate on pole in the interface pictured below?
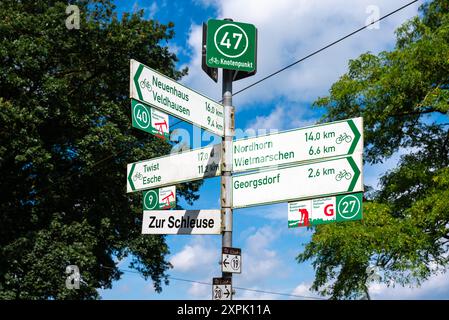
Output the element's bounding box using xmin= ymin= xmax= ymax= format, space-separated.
xmin=131 ymin=99 xmax=169 ymax=140
xmin=288 ymin=192 xmax=363 ymax=228
xmin=221 ymin=247 xmax=241 ymax=274
xmin=141 ymin=210 xmax=221 ymax=235
xmin=212 ymin=278 xmax=232 ymax=300
xmin=143 ymin=186 xmax=176 ymax=210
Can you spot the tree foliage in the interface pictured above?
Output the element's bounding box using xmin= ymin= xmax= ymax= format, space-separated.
xmin=298 ymin=0 xmax=449 ymax=299
xmin=0 ymin=0 xmax=200 ymax=299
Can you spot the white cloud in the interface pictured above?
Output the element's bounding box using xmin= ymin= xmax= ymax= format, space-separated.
xmin=187 ymin=278 xmax=211 ymax=299
xmin=291 ymin=282 xmax=323 ymax=300
xmin=244 ymin=102 xmax=318 ymax=133
xmin=169 ymin=237 xmax=218 ymax=273
xmin=248 ymin=106 xmax=285 ymax=131
xmin=146 ymin=2 xmax=158 ymax=19
xmin=235 ymin=288 xmax=278 ymax=300
xmin=181 ymin=0 xmax=421 ymax=109
xmin=370 ymin=271 xmax=449 ymax=300
xmin=236 ymin=225 xmax=284 ymax=286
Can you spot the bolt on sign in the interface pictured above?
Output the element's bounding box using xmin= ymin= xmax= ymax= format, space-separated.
xmin=232 ymin=117 xmax=362 ymax=173
xmin=127 ymin=144 xmax=221 ymax=193
xmin=288 ymin=192 xmax=363 ymax=228
xmin=206 ymin=19 xmax=257 ymax=72
xmin=232 ymin=155 xmax=363 ymax=209
xmin=131 ymin=99 xmax=169 ymax=140
xmin=142 ymin=210 xmax=222 ymax=235
xmin=221 ymin=247 xmax=241 ymax=274
xmin=143 ymin=186 xmax=176 ymax=210
xmin=130 ymin=59 xmax=224 ymax=137
xmin=212 ymin=278 xmax=232 ymax=300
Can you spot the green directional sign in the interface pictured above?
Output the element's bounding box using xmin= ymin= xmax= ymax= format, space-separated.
xmin=127 ymin=144 xmax=221 ymax=193
xmin=232 ymin=155 xmax=363 ymax=209
xmin=143 ymin=186 xmax=176 ymax=210
xmin=206 ymin=19 xmax=256 ymax=72
xmin=288 ymin=192 xmax=363 ymax=228
xmin=232 ymin=117 xmax=363 ymax=173
xmin=130 ymin=59 xmax=224 ymax=137
xmin=131 ymin=99 xmax=169 ymax=140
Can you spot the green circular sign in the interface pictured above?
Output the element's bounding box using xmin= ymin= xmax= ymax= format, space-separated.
xmin=337 ymin=194 xmax=361 ymax=219
xmin=144 ymin=190 xmax=158 ymax=210
xmin=213 ymin=23 xmax=249 ymax=58
xmin=133 ymin=103 xmax=150 ymax=129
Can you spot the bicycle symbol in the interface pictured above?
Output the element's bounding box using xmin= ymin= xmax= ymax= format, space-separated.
xmin=336 ymin=132 xmax=352 ymax=144
xmin=133 ymin=172 xmax=143 ymax=182
xmin=335 ymin=170 xmax=352 ymax=181
xmin=208 ymin=57 xmax=219 ymax=65
xmin=139 ymin=79 xmax=152 ymax=92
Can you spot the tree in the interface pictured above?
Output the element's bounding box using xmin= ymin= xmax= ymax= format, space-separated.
xmin=0 ymin=0 xmax=200 ymax=299
xmin=298 ymin=0 xmax=449 ymax=299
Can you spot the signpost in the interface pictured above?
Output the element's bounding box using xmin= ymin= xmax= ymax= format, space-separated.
xmin=288 ymin=192 xmax=363 ymax=227
xmin=126 ymin=17 xmax=363 ymax=301
xmin=131 ymin=99 xmax=169 ymax=139
xmin=130 ymin=59 xmax=224 ymax=137
xmin=232 ymin=155 xmax=363 ymax=208
xmin=206 ymin=19 xmax=257 ymax=72
xmin=221 ymin=247 xmax=241 ymax=274
xmin=127 ymin=144 xmax=221 ymax=193
xmin=143 ymin=186 xmax=176 ymax=210
xmin=142 ymin=210 xmax=222 ymax=235
xmin=212 ymin=278 xmax=232 ymax=300
xmin=232 ymin=118 xmax=363 ymax=173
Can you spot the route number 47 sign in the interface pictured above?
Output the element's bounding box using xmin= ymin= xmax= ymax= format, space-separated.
xmin=206 ymin=19 xmax=256 ymax=72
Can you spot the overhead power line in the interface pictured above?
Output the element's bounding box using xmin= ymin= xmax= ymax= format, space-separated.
xmin=99 ymin=265 xmax=326 ymax=300
xmin=229 ymin=0 xmax=420 ymax=99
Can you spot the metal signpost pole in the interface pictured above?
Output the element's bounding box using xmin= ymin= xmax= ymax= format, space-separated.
xmin=221 ymin=67 xmax=234 ymax=293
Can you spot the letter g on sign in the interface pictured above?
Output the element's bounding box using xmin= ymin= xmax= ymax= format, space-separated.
xmin=324 ymin=204 xmax=334 ymax=216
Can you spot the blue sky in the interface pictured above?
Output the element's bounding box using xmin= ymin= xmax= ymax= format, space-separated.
xmin=99 ymin=0 xmax=449 ymax=300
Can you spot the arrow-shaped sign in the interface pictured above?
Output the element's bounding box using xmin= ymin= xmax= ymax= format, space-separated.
xmin=232 ymin=117 xmax=363 ymax=173
xmin=130 ymin=59 xmax=224 ymax=137
xmin=232 ymin=155 xmax=363 ymax=208
xmin=127 ymin=144 xmax=221 ymax=193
